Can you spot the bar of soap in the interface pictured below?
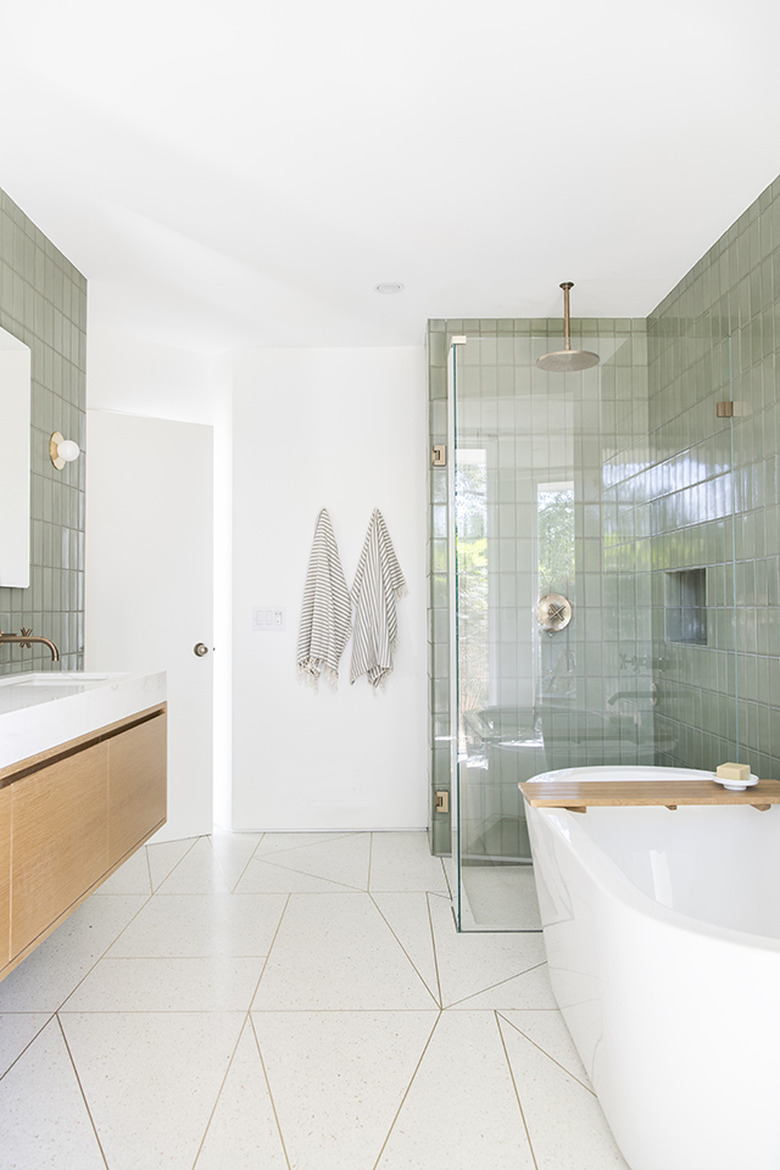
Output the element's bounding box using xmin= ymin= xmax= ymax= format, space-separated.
xmin=716 ymin=762 xmax=750 ymax=782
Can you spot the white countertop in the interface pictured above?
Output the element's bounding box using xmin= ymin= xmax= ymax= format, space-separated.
xmin=0 ymin=671 xmax=167 ymax=770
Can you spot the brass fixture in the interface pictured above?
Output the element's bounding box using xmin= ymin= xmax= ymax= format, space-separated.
xmin=432 ymin=444 xmax=446 ymax=467
xmin=537 ymin=593 xmax=573 ymax=632
xmin=49 ymin=431 xmax=80 ymax=470
xmin=537 ymin=282 xmax=600 ymax=372
xmin=716 ymin=401 xmax=734 ymax=418
xmin=0 ymin=628 xmax=60 ymax=661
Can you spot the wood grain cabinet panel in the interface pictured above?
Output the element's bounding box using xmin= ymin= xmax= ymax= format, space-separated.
xmin=11 ymin=742 xmax=109 ymax=958
xmin=0 ymin=786 xmax=10 ymax=966
xmin=108 ymin=713 xmax=167 ymax=865
xmin=1 ymin=703 xmax=166 ymax=981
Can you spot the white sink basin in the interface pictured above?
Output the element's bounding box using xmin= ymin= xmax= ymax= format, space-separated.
xmin=0 ymin=670 xmax=167 ymax=769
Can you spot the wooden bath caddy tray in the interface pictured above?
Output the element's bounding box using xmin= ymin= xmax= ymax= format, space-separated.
xmin=519 ymin=777 xmax=780 ymax=813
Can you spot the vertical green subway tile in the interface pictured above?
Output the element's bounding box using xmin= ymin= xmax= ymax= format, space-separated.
xmin=0 ymin=186 xmax=85 ymax=675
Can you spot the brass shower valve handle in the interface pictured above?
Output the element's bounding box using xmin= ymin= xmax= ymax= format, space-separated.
xmin=537 ymin=593 xmax=573 ymax=632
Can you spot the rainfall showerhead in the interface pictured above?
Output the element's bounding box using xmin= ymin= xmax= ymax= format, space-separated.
xmin=536 ymin=282 xmax=600 ymax=372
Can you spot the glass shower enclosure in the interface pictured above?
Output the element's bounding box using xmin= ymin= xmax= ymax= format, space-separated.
xmin=433 ymin=204 xmax=780 ymax=933
xmin=449 ymin=327 xmax=659 ymax=931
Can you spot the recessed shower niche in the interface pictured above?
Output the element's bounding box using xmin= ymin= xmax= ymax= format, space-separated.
xmin=665 ymin=568 xmax=707 ymax=645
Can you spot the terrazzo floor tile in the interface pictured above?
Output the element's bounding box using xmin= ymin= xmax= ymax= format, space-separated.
xmin=235 ymin=858 xmax=363 ymax=894
xmin=60 ymin=955 xmax=266 ymax=1013
xmin=0 ymin=895 xmax=148 ymax=1013
xmin=60 ymin=1010 xmax=245 ymax=1170
xmin=255 ymin=831 xmax=355 ymax=856
xmin=0 ymin=831 xmax=637 ymax=1168
xmin=106 ymin=893 xmax=288 ymax=958
xmin=252 ymin=1010 xmax=439 ymax=1169
xmin=447 ymin=962 xmax=557 ymax=1011
xmin=249 ymin=832 xmax=371 ymax=889
xmin=441 ymin=853 xmax=455 ymax=898
xmin=369 ymin=831 xmax=450 ymax=894
xmin=498 ymin=1015 xmax=629 ymax=1167
xmin=155 ymin=836 xmax=234 ymax=894
xmin=0 ymin=1017 xmax=106 ymax=1168
xmin=460 ymin=865 xmax=542 ymax=929
xmin=370 ymin=892 xmax=440 ymax=1004
xmin=195 ymin=1019 xmax=288 ymax=1169
xmin=93 ymin=846 xmax=152 ymax=896
xmin=252 ymin=893 xmax=436 ymax=1010
xmin=208 ymin=829 xmax=264 ymax=889
xmin=428 ymin=894 xmax=546 ymax=1007
xmin=376 ymin=1010 xmax=536 ymax=1169
xmin=0 ymin=1011 xmax=50 ymax=1076
xmin=146 ymin=836 xmax=199 ymax=890
xmin=498 ymin=1008 xmax=592 ymax=1089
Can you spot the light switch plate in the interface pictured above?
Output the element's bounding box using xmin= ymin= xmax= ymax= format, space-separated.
xmin=253 ymin=606 xmax=286 ymax=631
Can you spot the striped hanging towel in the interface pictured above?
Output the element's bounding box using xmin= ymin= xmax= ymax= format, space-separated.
xmin=297 ymin=508 xmax=352 ymax=687
xmin=350 ymin=509 xmax=407 ymax=688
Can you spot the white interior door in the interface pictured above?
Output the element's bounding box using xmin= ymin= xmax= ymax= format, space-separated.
xmin=85 ymin=410 xmax=214 ymax=842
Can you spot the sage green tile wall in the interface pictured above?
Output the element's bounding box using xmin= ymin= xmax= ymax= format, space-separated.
xmin=427 ymin=318 xmax=649 ymax=854
xmin=0 ymin=188 xmax=86 ymax=674
xmin=647 ymin=175 xmax=780 ymax=778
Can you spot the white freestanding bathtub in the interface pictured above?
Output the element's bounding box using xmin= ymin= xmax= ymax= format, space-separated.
xmin=523 ymin=766 xmax=780 ymax=1170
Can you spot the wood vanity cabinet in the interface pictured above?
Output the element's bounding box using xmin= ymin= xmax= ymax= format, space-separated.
xmin=12 ymin=741 xmax=109 ymax=957
xmin=0 ymin=703 xmax=166 ymax=982
xmin=0 ymin=786 xmax=10 ymax=969
xmin=108 ymin=714 xmax=167 ymax=865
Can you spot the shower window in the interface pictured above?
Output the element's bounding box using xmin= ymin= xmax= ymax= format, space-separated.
xmin=537 ymin=481 xmax=575 ymax=593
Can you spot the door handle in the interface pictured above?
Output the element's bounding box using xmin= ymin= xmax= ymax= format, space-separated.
xmin=193 ymin=642 xmax=210 ymax=657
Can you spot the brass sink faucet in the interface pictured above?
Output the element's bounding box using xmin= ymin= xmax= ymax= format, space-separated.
xmin=0 ymin=629 xmax=60 ymax=661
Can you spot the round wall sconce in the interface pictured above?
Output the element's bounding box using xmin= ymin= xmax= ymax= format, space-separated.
xmin=49 ymin=431 xmax=80 ymax=471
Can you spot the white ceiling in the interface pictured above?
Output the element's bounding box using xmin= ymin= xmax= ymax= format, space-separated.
xmin=1 ymin=0 xmax=779 ymax=353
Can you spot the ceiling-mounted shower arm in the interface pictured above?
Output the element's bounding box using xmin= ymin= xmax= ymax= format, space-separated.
xmin=536 ymin=281 xmax=600 ymax=372
xmin=560 ymin=281 xmax=573 ymax=352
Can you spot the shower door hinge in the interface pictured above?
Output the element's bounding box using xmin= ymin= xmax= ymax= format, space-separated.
xmin=432 ymin=444 xmax=447 ymax=467
xmin=435 ymin=790 xmax=450 ymax=814
xmin=716 ymin=401 xmax=734 ymax=418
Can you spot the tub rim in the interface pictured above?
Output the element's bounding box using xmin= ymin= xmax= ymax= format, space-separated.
xmin=528 ymin=800 xmax=780 ymax=955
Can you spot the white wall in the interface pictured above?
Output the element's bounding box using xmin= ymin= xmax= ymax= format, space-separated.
xmin=87 ymin=325 xmax=219 ymax=424
xmin=86 ymin=328 xmax=428 ymax=834
xmin=231 ymin=346 xmax=428 ymax=831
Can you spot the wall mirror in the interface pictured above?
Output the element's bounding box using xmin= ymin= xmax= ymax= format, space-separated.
xmin=0 ymin=325 xmax=31 ymax=588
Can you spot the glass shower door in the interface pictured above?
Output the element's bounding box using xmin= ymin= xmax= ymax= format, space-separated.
xmin=451 ymin=330 xmax=654 ymax=930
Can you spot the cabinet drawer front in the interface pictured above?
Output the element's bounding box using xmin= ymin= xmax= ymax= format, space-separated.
xmin=108 ymin=714 xmax=167 ymax=864
xmin=11 ymin=743 xmax=109 ymax=957
xmin=0 ymin=786 xmax=10 ymax=966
